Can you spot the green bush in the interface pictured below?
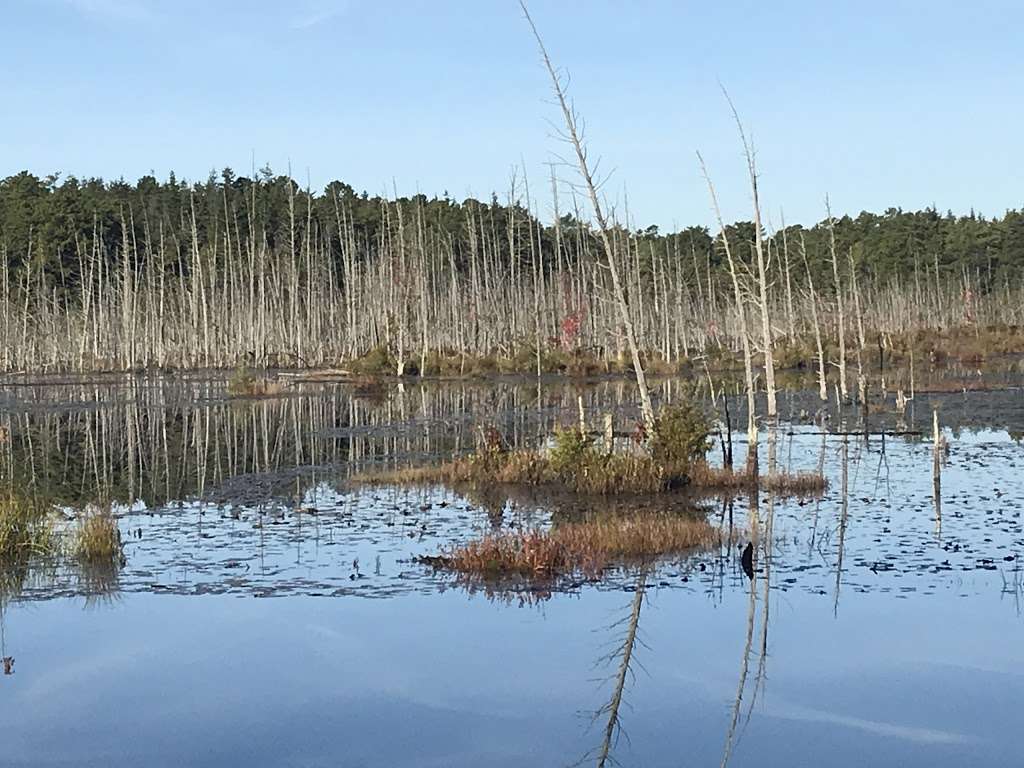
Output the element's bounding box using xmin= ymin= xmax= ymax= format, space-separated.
xmin=649 ymin=403 xmax=712 ymax=473
xmin=548 ymin=427 xmax=592 ymax=477
xmin=347 ymin=346 xmax=394 ymax=375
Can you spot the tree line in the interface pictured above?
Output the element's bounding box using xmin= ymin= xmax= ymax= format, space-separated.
xmin=0 ymin=167 xmax=1021 ymax=374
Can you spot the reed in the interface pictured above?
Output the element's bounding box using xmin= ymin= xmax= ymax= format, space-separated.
xmin=71 ymin=508 xmax=123 ymax=565
xmin=0 ymin=491 xmax=57 ymax=561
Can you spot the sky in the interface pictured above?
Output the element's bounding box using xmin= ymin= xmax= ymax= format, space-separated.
xmin=2 ymin=0 xmax=1022 ymax=229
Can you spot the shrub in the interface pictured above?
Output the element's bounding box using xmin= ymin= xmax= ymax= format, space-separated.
xmin=649 ymin=403 xmax=713 ymax=473
xmin=548 ymin=427 xmax=592 ymax=476
xmin=347 ymin=346 xmax=394 ymax=375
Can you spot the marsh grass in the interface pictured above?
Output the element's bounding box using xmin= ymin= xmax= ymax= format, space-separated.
xmin=357 ymin=446 xmax=668 ymax=494
xmin=421 ymin=513 xmax=721 ymax=577
xmin=363 ymin=454 xmax=826 ymax=497
xmin=72 ymin=508 xmax=124 ymax=566
xmin=356 ymin=408 xmax=827 ymax=497
xmin=0 ymin=491 xmax=57 ymax=561
xmin=359 ymin=403 xmax=718 ymax=495
xmin=688 ymin=464 xmax=829 ymax=496
xmin=0 ymin=492 xmax=125 ymax=601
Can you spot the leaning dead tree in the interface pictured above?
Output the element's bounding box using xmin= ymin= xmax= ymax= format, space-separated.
xmin=520 ymin=1 xmax=656 ymax=436
xmin=698 ymin=153 xmax=758 ymax=446
xmin=724 ymin=91 xmax=777 ymax=419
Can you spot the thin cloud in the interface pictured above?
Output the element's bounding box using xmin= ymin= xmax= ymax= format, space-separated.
xmin=289 ymin=0 xmax=351 ymax=29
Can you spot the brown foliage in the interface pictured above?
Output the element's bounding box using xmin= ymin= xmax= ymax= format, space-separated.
xmin=422 ymin=513 xmax=721 ymax=577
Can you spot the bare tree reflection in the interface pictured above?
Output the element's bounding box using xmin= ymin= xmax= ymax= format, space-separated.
xmin=720 ymin=425 xmax=783 ymax=767
xmin=0 ymin=597 xmax=12 ymax=677
xmin=807 ymin=430 xmax=827 ymax=558
xmin=834 ymin=435 xmax=850 ymax=617
xmin=745 ymin=427 xmax=777 ymax=722
xmin=720 ymin=543 xmax=758 ymax=768
xmin=577 ymin=569 xmax=648 ymax=768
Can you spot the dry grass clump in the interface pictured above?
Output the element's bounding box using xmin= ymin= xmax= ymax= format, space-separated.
xmin=346 ymin=346 xmax=394 ymax=375
xmin=422 ymin=513 xmax=720 ymax=577
xmin=689 ymin=464 xmax=827 ymax=496
xmin=227 ymin=367 xmax=285 ymax=397
xmin=0 ymin=492 xmax=125 ymax=600
xmin=72 ymin=508 xmax=123 ymax=565
xmin=761 ymin=471 xmax=830 ymax=495
xmin=0 ymin=491 xmax=56 ymax=560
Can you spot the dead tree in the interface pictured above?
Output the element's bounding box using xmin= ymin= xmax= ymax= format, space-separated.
xmin=698 ymin=153 xmax=758 ymax=445
xmin=520 ymin=2 xmax=656 ymax=436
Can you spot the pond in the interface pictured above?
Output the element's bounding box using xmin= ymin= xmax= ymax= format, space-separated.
xmin=0 ymin=374 xmax=1021 ymax=767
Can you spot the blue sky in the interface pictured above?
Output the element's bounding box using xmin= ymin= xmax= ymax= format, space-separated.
xmin=3 ymin=0 xmax=1022 ymax=228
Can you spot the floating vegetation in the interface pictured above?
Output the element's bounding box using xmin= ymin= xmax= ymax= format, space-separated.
xmin=420 ymin=513 xmax=722 ymax=578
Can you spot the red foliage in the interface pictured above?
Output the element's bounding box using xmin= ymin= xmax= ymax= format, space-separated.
xmin=561 ymin=312 xmax=582 ymax=349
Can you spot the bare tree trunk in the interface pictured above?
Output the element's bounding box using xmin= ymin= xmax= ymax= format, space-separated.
xmin=780 ymin=212 xmax=796 ymax=341
xmin=800 ymin=234 xmax=828 ymax=402
xmin=698 ymin=153 xmax=757 ymax=445
xmin=521 ymin=3 xmax=655 ymax=435
xmin=826 ymin=197 xmax=848 ymax=400
xmin=724 ymin=92 xmax=776 ymax=418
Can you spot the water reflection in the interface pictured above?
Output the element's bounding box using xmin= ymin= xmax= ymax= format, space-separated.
xmin=0 ymin=598 xmax=11 ymax=677
xmin=588 ymin=570 xmax=648 ymax=768
xmin=721 ymin=546 xmax=760 ymax=768
xmin=0 ymin=374 xmax=1021 ymax=766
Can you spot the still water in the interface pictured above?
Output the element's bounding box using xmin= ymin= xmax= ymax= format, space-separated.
xmin=0 ymin=375 xmax=1021 ymax=767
